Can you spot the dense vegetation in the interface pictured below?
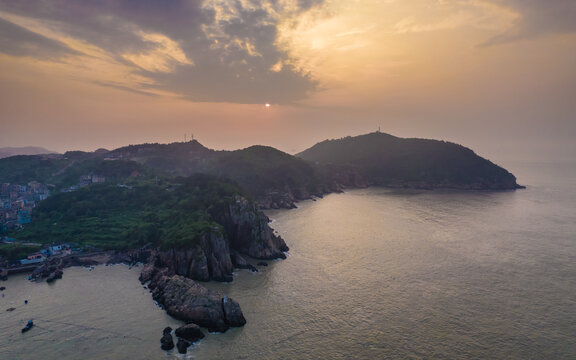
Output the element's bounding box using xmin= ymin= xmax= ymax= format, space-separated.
xmin=107 ymin=142 xmax=329 ymax=198
xmin=209 ymin=146 xmax=327 ymax=196
xmin=0 ymin=154 xmax=153 ymax=190
xmin=297 ymin=132 xmax=522 ymax=189
xmin=0 ymin=155 xmax=67 ymax=185
xmin=0 ymin=243 xmax=43 ymax=261
xmin=9 ymin=175 xmax=244 ymax=250
xmin=108 ymin=141 xmax=213 ymax=177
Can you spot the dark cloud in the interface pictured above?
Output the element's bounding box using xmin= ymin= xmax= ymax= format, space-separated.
xmin=92 ymin=81 xmax=160 ymax=98
xmin=0 ymin=0 xmax=320 ymax=104
xmin=482 ymin=0 xmax=576 ymax=46
xmin=0 ymin=17 xmax=76 ymax=58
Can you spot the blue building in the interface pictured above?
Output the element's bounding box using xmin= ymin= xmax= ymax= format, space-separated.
xmin=17 ymin=210 xmax=31 ymax=224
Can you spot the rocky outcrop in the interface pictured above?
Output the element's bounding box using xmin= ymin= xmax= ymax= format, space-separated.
xmin=139 ymin=254 xmax=159 ymax=283
xmin=230 ymin=250 xmax=257 ymax=272
xmin=142 ymin=197 xmax=288 ymax=284
xmin=175 ymin=323 xmax=205 ymax=343
xmin=138 ymin=196 xmax=285 ymax=339
xmin=211 ymin=197 xmax=289 ymax=260
xmin=146 ymin=270 xmax=245 ymax=333
xmin=177 ymin=338 xmax=190 ymax=354
xmin=153 ymin=232 xmax=234 ymax=281
xmin=31 ymin=258 xmax=64 ymax=282
xmin=46 ymin=269 xmax=63 ymax=283
xmin=256 ymin=190 xmax=298 ymax=209
xmin=255 ymin=182 xmax=344 ymax=209
xmin=160 ymin=327 xmax=175 ymax=350
xmin=150 ymin=231 xmax=234 ymax=282
xmin=222 ymin=296 xmax=246 ymax=327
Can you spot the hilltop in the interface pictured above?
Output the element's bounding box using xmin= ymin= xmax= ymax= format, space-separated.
xmin=297 ymin=132 xmax=524 ymax=190
xmin=0 ymin=146 xmax=57 ymax=159
xmin=0 ymin=133 xmax=524 ymax=215
xmin=0 ymin=141 xmax=332 ymax=209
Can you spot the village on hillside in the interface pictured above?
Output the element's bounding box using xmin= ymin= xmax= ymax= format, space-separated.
xmin=0 ymin=173 xmax=107 ymax=271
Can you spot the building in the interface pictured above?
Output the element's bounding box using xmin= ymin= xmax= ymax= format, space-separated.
xmin=91 ymin=174 xmax=106 ymax=183
xmin=48 ymin=245 xmax=63 ymax=255
xmin=17 ymin=209 xmax=32 ymax=225
xmin=20 ymin=253 xmax=46 ymax=265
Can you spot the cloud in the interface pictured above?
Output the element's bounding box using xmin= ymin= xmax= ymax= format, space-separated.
xmin=393 ymin=12 xmax=477 ymax=34
xmin=480 ymin=0 xmax=576 ymax=46
xmin=0 ymin=17 xmax=76 ymax=58
xmin=122 ymin=31 xmax=193 ymax=73
xmin=0 ymin=0 xmax=322 ymax=104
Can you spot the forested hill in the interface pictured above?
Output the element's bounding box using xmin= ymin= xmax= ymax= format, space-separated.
xmin=105 ymin=142 xmax=332 ymax=207
xmin=0 ymin=133 xmax=524 ymax=214
xmin=0 ymin=141 xmax=332 ymax=209
xmin=297 ymin=132 xmax=524 ymax=190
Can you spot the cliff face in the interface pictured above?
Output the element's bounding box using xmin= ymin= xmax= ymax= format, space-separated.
xmin=150 ymin=196 xmax=289 ymax=282
xmin=155 ymin=231 xmax=234 ymax=282
xmin=211 ymin=197 xmax=289 ymax=260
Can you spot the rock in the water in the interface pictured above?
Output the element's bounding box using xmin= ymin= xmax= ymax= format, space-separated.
xmin=257 ymin=261 xmax=268 ymax=267
xmin=149 ymin=273 xmax=245 ymax=333
xmin=231 ymin=251 xmax=258 ymax=272
xmin=160 ymin=332 xmax=175 ymax=350
xmin=177 ymin=338 xmax=191 ymax=354
xmin=222 ymin=296 xmax=247 ymax=327
xmin=46 ymin=269 xmax=63 ymax=283
xmin=175 ymin=323 xmax=205 ymax=343
xmin=163 ymin=326 xmax=173 ymax=335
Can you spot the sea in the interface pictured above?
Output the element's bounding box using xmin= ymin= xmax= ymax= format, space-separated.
xmin=1 ymin=161 xmax=575 ymax=359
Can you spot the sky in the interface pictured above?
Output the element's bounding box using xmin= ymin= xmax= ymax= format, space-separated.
xmin=0 ymin=0 xmax=574 ymax=162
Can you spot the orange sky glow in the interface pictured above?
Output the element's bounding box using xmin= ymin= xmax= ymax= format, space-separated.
xmin=0 ymin=0 xmax=574 ymax=162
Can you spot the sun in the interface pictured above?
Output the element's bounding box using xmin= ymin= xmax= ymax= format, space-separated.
xmin=265 ymin=103 xmax=271 ymax=108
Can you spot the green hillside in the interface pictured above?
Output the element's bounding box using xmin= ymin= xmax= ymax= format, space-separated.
xmin=0 ymin=154 xmax=153 ymax=189
xmin=297 ymin=132 xmax=523 ymax=189
xmin=9 ymin=175 xmax=243 ymax=250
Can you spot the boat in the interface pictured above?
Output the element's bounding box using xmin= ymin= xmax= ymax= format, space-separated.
xmin=21 ymin=320 xmax=34 ymax=333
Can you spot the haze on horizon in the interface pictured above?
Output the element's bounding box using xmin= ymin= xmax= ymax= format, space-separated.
xmin=0 ymin=0 xmax=574 ymax=163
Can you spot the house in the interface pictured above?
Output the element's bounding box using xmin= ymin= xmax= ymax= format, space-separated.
xmin=27 ymin=253 xmax=45 ymax=260
xmin=20 ymin=253 xmax=46 ymax=265
xmin=79 ymin=175 xmax=92 ymax=187
xmin=48 ymin=245 xmax=63 ymax=255
xmin=91 ymin=175 xmax=106 ymax=183
xmin=17 ymin=209 xmax=31 ymax=225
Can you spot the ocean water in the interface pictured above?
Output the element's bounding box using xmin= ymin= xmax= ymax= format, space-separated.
xmin=1 ymin=161 xmax=575 ymax=359
xmin=0 ymin=265 xmax=181 ymax=360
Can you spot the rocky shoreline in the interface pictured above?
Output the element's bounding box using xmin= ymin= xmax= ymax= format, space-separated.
xmin=140 ymin=260 xmax=246 ymax=333
xmin=255 ymin=178 xmax=525 ymax=210
xmin=130 ymin=197 xmax=292 ymax=352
